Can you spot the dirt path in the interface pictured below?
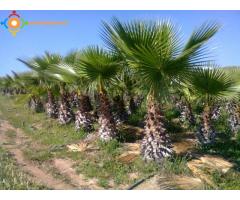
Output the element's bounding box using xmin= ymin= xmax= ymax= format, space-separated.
xmin=0 ymin=119 xmax=75 ymax=189
xmin=53 ymin=159 xmax=104 ymax=189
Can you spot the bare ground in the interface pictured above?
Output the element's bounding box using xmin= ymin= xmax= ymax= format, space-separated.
xmin=0 ymin=118 xmax=104 ymax=189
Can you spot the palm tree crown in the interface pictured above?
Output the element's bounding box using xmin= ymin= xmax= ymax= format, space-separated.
xmin=102 ymin=19 xmax=220 ymax=99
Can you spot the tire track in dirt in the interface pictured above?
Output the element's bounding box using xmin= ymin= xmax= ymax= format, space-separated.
xmin=0 ymin=119 xmax=75 ymax=189
xmin=53 ymin=158 xmax=104 ymax=189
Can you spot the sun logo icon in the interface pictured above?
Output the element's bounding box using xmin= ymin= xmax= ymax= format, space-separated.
xmin=1 ymin=11 xmax=68 ymax=37
xmin=0 ymin=11 xmax=28 ymax=36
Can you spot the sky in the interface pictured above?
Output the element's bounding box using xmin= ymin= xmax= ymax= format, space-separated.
xmin=0 ymin=10 xmax=240 ymax=76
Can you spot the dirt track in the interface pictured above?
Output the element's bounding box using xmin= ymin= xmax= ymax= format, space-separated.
xmin=0 ymin=118 xmax=106 ymax=189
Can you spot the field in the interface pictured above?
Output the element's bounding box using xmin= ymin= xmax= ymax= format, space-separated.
xmin=1 ymin=18 xmax=240 ymax=190
xmin=1 ymin=95 xmax=240 ymax=189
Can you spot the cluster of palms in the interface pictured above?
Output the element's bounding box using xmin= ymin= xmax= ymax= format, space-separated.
xmin=1 ymin=18 xmax=240 ymax=163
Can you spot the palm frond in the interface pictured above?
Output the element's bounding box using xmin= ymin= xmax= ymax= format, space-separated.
xmin=188 ymin=66 xmax=237 ymax=102
xmin=74 ymin=46 xmax=121 ymax=91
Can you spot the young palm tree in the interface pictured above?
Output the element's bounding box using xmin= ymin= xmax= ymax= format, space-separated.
xmin=50 ymin=51 xmax=94 ymax=131
xmin=222 ymin=67 xmax=240 ymax=134
xmin=74 ymin=46 xmax=120 ymax=141
xmin=18 ymin=53 xmax=61 ymax=117
xmin=14 ymin=72 xmax=45 ymax=113
xmin=102 ymin=18 xmax=220 ymax=162
xmin=109 ymin=66 xmax=138 ymax=124
xmin=0 ymin=75 xmax=16 ymax=96
xmin=189 ymin=67 xmax=236 ymax=144
xmin=175 ymin=84 xmax=196 ymax=126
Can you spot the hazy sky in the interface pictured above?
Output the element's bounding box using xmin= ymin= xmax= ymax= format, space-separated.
xmin=0 ymin=10 xmax=239 ymax=76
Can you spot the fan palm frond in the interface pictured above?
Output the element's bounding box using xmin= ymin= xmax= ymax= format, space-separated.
xmin=102 ymin=18 xmax=220 ymax=99
xmin=74 ymin=46 xmax=121 ymax=92
xmin=188 ymin=67 xmax=237 ymax=103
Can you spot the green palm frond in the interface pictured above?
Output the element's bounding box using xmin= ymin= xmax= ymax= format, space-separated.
xmin=17 ymin=52 xmax=62 ymax=77
xmin=188 ymin=67 xmax=237 ymax=103
xmin=74 ymin=46 xmax=121 ymax=92
xmin=184 ymin=22 xmax=220 ymax=51
xmin=102 ymin=18 xmax=220 ymax=100
xmin=222 ymin=66 xmax=240 ymax=87
xmin=46 ymin=51 xmax=80 ymax=84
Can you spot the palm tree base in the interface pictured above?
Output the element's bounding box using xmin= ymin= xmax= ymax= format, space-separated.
xmin=75 ymin=111 xmax=93 ymax=132
xmin=46 ymin=102 xmax=58 ymax=118
xmin=141 ymin=97 xmax=173 ymax=163
xmin=141 ymin=135 xmax=173 ymax=163
xmin=28 ymin=98 xmax=44 ymax=113
xmin=196 ymin=126 xmax=216 ymax=145
xmin=98 ymin=116 xmax=117 ymax=141
xmin=226 ymin=102 xmax=240 ymax=134
xmin=58 ymin=103 xmax=74 ymax=124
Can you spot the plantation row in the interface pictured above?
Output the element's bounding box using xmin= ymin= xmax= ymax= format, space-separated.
xmin=1 ymin=18 xmax=240 ymax=163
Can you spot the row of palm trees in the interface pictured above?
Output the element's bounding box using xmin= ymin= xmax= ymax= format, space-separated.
xmin=1 ymin=18 xmax=239 ymax=163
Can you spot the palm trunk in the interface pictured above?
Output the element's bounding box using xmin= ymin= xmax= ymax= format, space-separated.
xmin=177 ymin=99 xmax=195 ymax=126
xmin=226 ymin=101 xmax=240 ymax=135
xmin=58 ymin=88 xmax=74 ymax=125
xmin=98 ymin=91 xmax=117 ymax=141
xmin=28 ymin=96 xmax=43 ymax=113
xmin=141 ymin=95 xmax=173 ymax=163
xmin=196 ymin=105 xmax=216 ymax=144
xmin=129 ymin=97 xmax=137 ymax=114
xmin=211 ymin=105 xmax=221 ymax=120
xmin=113 ymin=95 xmax=128 ymax=125
xmin=46 ymin=90 xmax=58 ymax=118
xmin=75 ymin=94 xmax=94 ymax=132
xmin=186 ymin=101 xmax=196 ymax=125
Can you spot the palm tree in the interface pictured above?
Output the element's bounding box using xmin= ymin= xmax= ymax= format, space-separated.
xmin=74 ymin=46 xmax=120 ymax=141
xmin=102 ymin=18 xmax=220 ymax=162
xmin=222 ymin=67 xmax=240 ymax=134
xmin=0 ymin=75 xmax=15 ymax=96
xmin=50 ymin=50 xmax=95 ymax=131
xmin=175 ymin=84 xmax=196 ymax=126
xmin=18 ymin=52 xmax=61 ymax=117
xmin=109 ymin=66 xmax=139 ymax=124
xmin=188 ymin=67 xmax=236 ymax=144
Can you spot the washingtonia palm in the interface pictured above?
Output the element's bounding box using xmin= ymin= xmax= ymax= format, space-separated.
xmin=189 ymin=67 xmax=236 ymax=144
xmin=175 ymin=85 xmax=196 ymax=126
xmin=18 ymin=53 xmax=62 ymax=117
xmin=74 ymin=46 xmax=120 ymax=141
xmin=222 ymin=67 xmax=240 ymax=134
xmin=50 ymin=51 xmax=94 ymax=131
xmin=102 ymin=18 xmax=220 ymax=162
xmin=109 ymin=67 xmax=138 ymax=124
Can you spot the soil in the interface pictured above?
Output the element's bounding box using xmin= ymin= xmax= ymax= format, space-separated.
xmin=0 ymin=118 xmax=101 ymax=189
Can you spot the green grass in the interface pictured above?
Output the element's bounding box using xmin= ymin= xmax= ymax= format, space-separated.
xmin=23 ymin=148 xmax=53 ymax=163
xmin=5 ymin=130 xmax=16 ymax=138
xmin=196 ymin=114 xmax=240 ymax=189
xmin=211 ymin=170 xmax=240 ymax=189
xmin=0 ymin=95 xmax=193 ymax=187
xmin=0 ymin=95 xmax=87 ymax=146
xmin=0 ymin=95 xmax=204 ymax=188
xmin=74 ymin=139 xmax=191 ymax=186
xmin=199 ymin=114 xmax=240 ymax=169
xmin=0 ymin=147 xmax=46 ymax=189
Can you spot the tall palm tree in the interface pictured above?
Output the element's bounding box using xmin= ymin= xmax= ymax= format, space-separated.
xmin=74 ymin=46 xmax=120 ymax=141
xmin=102 ymin=18 xmax=220 ymax=162
xmin=189 ymin=67 xmax=236 ymax=144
